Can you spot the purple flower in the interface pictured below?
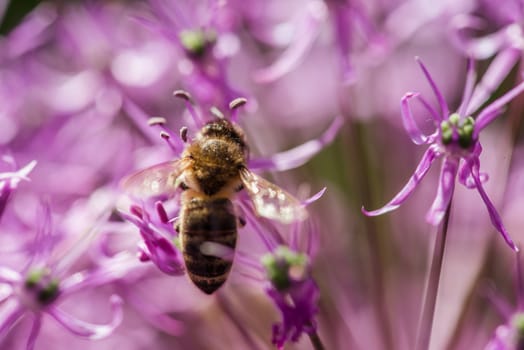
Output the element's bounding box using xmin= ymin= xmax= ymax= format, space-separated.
xmin=138 ymin=0 xmax=244 ymax=109
xmin=452 ymin=1 xmax=524 ymax=60
xmin=120 ymin=202 xmax=185 ymax=276
xmin=0 ymin=206 xmax=124 ymax=350
xmin=253 ymin=0 xmax=385 ymax=84
xmin=485 ymin=314 xmax=524 ymax=350
xmin=262 ymin=246 xmax=319 ymax=349
xmin=236 ymin=212 xmax=321 ymax=349
xmin=485 ymin=251 xmax=524 ymax=349
xmin=0 ymin=157 xmax=37 ymax=221
xmin=362 ymin=53 xmax=524 ymax=251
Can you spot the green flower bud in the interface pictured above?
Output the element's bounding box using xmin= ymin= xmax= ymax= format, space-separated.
xmin=261 ymin=246 xmax=309 ymax=291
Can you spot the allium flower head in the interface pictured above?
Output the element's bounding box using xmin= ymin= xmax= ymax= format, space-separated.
xmin=120 ymin=202 xmax=185 ymax=276
xmin=363 ymin=52 xmax=524 ymax=251
xmin=262 ymin=245 xmax=320 ymax=349
xmin=485 ymin=251 xmax=524 ymax=350
xmin=0 ymin=204 xmax=124 ymax=350
xmin=253 ymin=0 xmax=386 ymax=84
xmin=452 ymin=1 xmax=524 ymax=60
xmin=486 ymin=312 xmax=524 ymax=350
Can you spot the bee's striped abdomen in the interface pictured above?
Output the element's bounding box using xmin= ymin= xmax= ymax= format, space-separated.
xmin=181 ymin=197 xmax=237 ymax=294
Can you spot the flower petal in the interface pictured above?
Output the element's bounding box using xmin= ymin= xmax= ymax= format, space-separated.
xmin=0 ymin=267 xmax=22 ymax=284
xmin=468 ymin=158 xmax=518 ymax=251
xmin=47 ymin=294 xmax=124 ymax=340
xmin=426 ymin=157 xmax=459 ymax=225
xmin=457 ymin=58 xmax=477 ymax=117
xmin=248 ymin=116 xmax=343 ymax=171
xmin=302 ymin=187 xmax=326 ymax=206
xmin=0 ymin=299 xmax=24 ymax=338
xmin=400 ymin=92 xmax=432 ymax=145
xmin=362 ymin=144 xmax=440 ymax=216
xmin=60 ymin=252 xmax=145 ymax=297
xmin=466 ymin=46 xmax=521 ymax=116
xmin=451 ymin=15 xmax=519 ymax=60
xmin=253 ymin=1 xmax=327 ymax=83
xmin=416 ymin=57 xmax=448 ymax=120
xmin=474 ymin=78 xmax=524 ymax=133
xmin=25 ymin=315 xmax=42 ymax=350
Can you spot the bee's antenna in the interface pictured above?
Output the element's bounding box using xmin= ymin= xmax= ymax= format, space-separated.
xmin=229 ymin=97 xmax=247 ymax=123
xmin=173 ymin=90 xmax=204 ymax=127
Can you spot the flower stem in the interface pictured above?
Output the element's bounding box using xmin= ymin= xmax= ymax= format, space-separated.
xmin=349 ymin=119 xmax=395 ymax=350
xmin=308 ymin=329 xmax=326 ymax=350
xmin=415 ymin=199 xmax=452 ymax=350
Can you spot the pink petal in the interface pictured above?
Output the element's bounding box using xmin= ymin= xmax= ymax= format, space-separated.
xmin=475 ymin=78 xmax=524 ymax=134
xmin=451 ymin=15 xmax=518 ymax=60
xmin=0 ymin=160 xmax=37 ymax=183
xmin=400 ymin=92 xmax=433 ymax=145
xmin=466 ymin=47 xmax=521 ymax=116
xmin=0 ymin=267 xmax=22 ymax=284
xmin=416 ymin=57 xmax=448 ymax=120
xmin=426 ymin=157 xmax=459 ymax=225
xmin=47 ymin=295 xmax=124 ymax=339
xmin=249 ymin=116 xmax=343 ymax=171
xmin=362 ymin=144 xmax=441 ymax=216
xmin=469 ymin=158 xmax=518 ymax=251
xmin=457 ymin=58 xmax=477 ymax=117
xmin=302 ymin=187 xmax=326 ymax=206
xmin=0 ymin=299 xmax=24 ymax=338
xmin=25 ymin=315 xmax=42 ymax=350
xmin=253 ymin=1 xmax=327 ymax=83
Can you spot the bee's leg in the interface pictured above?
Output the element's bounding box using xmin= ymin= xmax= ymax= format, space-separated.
xmin=237 ymin=215 xmax=246 ymax=228
xmin=174 ymin=217 xmax=181 ymax=233
xmin=235 ymin=204 xmax=246 ymax=228
xmin=174 ymin=175 xmax=189 ymax=190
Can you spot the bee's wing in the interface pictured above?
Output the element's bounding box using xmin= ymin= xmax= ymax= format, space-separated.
xmin=121 ymin=159 xmax=186 ymax=198
xmin=239 ymin=168 xmax=308 ymax=224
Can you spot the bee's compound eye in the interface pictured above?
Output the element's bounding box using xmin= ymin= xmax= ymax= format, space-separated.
xmin=179 ymin=182 xmax=189 ymax=190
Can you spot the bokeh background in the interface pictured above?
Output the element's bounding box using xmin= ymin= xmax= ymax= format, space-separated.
xmin=1 ymin=1 xmax=524 ymax=349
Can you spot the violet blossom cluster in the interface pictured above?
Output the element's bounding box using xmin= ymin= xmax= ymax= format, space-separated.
xmin=2 ymin=0 xmax=524 ymax=349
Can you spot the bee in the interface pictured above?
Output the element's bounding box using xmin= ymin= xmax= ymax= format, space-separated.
xmin=123 ymin=118 xmax=307 ymax=294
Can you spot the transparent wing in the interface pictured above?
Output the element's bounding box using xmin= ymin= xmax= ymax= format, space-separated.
xmin=239 ymin=168 xmax=308 ymax=224
xmin=121 ymin=160 xmax=186 ymax=198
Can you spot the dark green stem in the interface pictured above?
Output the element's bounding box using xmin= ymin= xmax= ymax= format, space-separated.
xmin=415 ymin=200 xmax=453 ymax=350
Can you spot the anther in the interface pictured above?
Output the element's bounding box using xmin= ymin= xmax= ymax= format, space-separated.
xmin=210 ymin=106 xmax=225 ymax=119
xmin=160 ymin=131 xmax=170 ymax=140
xmin=179 ymin=126 xmax=188 ymax=143
xmin=173 ymin=90 xmax=194 ymax=103
xmin=229 ymin=97 xmax=247 ymax=111
xmin=147 ymin=117 xmax=167 ymax=126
